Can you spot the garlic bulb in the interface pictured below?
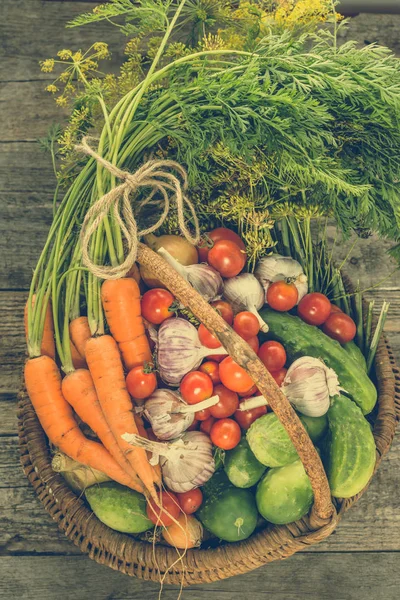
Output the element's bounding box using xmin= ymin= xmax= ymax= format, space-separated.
xmin=158 ymin=247 xmax=223 ymax=302
xmin=223 ymin=273 xmax=268 ymax=332
xmin=282 ymin=356 xmax=341 ymax=417
xmin=255 ymin=254 xmax=308 ymax=303
xmin=157 ymin=318 xmax=227 ymax=385
xmin=122 ymin=430 xmax=215 ymax=493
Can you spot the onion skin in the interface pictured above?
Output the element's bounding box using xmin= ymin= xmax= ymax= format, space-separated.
xmin=141 ymin=234 xmax=198 ymax=288
xmin=162 ymin=514 xmax=203 ymax=549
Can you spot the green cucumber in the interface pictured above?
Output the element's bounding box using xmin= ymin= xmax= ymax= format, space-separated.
xmin=300 ymin=413 xmax=328 ymax=444
xmin=224 ymin=438 xmax=266 ymax=488
xmin=323 ymin=395 xmax=376 ymax=498
xmin=85 ymin=482 xmax=154 ymax=534
xmin=256 ymin=459 xmax=313 ymax=525
xmin=342 ymin=341 xmax=367 ymax=372
xmin=260 ymin=308 xmax=377 ymax=414
xmin=197 ymin=471 xmax=258 ymax=542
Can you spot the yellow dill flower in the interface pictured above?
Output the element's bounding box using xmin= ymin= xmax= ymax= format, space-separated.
xmin=56 ymin=95 xmax=67 ymax=107
xmin=46 ymin=84 xmax=58 ymax=94
xmin=59 ymin=71 xmax=70 ymax=83
xmin=40 ymin=59 xmax=55 ymax=73
xmin=125 ymin=38 xmax=141 ymax=55
xmin=57 ymin=49 xmax=73 ymax=60
xmin=72 ymin=51 xmax=83 ymax=62
xmin=202 ymin=33 xmax=226 ymax=51
xmin=93 ymin=42 xmax=110 ymax=59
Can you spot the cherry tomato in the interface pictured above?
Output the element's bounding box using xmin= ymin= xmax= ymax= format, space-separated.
xmin=126 ymin=365 xmax=157 ymax=399
xmin=271 ymin=367 xmax=287 ymax=387
xmin=206 ymin=352 xmax=226 ymax=363
xmin=177 ymin=489 xmax=203 ymax=515
xmin=219 ymin=356 xmax=254 ymax=393
xmin=210 ymin=300 xmax=234 ymax=325
xmin=195 ymin=407 xmax=211 ymax=421
xmin=330 ymin=304 xmax=343 ymax=314
xmin=141 ymin=289 xmax=175 ymax=325
xmin=180 ymin=371 xmax=213 ymax=405
xmin=298 ymin=292 xmax=331 ymax=326
xmin=238 ymin=384 xmax=258 ymax=398
xmin=258 ymin=341 xmax=286 ymax=372
xmin=200 ymin=415 xmax=216 ymax=434
xmin=267 ymin=281 xmax=298 ymax=312
xmin=246 ymin=335 xmax=260 ymax=354
xmin=146 ymin=491 xmax=181 ymax=527
xmin=187 ymin=419 xmax=200 ymax=431
xmin=208 ymin=240 xmax=247 ymax=278
xmin=198 ymin=228 xmax=245 ymax=262
xmin=233 ymin=311 xmax=260 ymax=340
xmin=322 ymin=312 xmax=356 ymax=343
xmin=210 ymin=383 xmax=239 ymax=418
xmin=234 ymin=405 xmax=267 ymax=430
xmin=210 ymin=418 xmax=241 ymax=450
xmin=198 ymin=323 xmax=221 ymax=349
xmin=199 ymin=361 xmax=220 ymax=385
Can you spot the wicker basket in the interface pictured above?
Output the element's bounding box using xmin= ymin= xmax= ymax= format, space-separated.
xmin=18 ymin=253 xmax=400 ymax=586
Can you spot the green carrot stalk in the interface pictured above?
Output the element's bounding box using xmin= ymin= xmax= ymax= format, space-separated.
xmin=337 ymin=271 xmax=350 ymax=315
xmin=353 ymin=289 xmax=364 ymax=351
xmin=367 ymin=302 xmax=390 ymax=373
xmin=280 ymin=218 xmax=291 ymax=257
xmin=364 ymin=300 xmax=375 ymax=355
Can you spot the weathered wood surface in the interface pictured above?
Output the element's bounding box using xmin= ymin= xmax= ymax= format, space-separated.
xmin=0 ymin=1 xmax=399 ymax=598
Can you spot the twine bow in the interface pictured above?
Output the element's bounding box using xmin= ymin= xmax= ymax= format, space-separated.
xmin=76 ymin=137 xmax=200 ymax=280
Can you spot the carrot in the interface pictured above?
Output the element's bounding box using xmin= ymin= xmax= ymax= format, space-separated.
xmin=101 ymin=278 xmax=152 ymax=371
xmin=62 ymin=368 xmax=143 ymax=492
xmin=69 ymin=316 xmax=91 ymax=359
xmin=85 ymin=334 xmax=158 ymax=500
xmin=24 ymin=295 xmax=55 ymax=359
xmin=70 ymin=340 xmax=87 ymax=370
xmin=24 ymin=355 xmax=142 ymax=492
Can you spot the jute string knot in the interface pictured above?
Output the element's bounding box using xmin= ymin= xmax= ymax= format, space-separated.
xmin=76 ymin=137 xmax=200 ymax=280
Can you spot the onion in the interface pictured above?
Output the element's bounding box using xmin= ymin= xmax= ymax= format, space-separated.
xmin=52 ymin=452 xmax=110 ymax=493
xmin=140 ymin=234 xmax=198 ymax=288
xmin=255 ymin=254 xmax=308 ymax=303
xmin=162 ymin=514 xmax=203 ymax=549
xmin=223 ymin=273 xmax=268 ymax=332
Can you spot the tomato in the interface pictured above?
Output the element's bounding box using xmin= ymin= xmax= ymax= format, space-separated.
xmin=126 ymin=365 xmax=157 ymax=399
xmin=322 ymin=312 xmax=356 ymax=343
xmin=271 ymin=367 xmax=287 ymax=387
xmin=210 ymin=300 xmax=234 ymax=325
xmin=180 ymin=371 xmax=213 ymax=405
xmin=298 ymin=292 xmax=331 ymax=326
xmin=234 ymin=405 xmax=267 ymax=430
xmin=208 ymin=240 xmax=247 ymax=278
xmin=233 ymin=311 xmax=260 ymax=339
xmin=200 ymin=415 xmax=216 ymax=434
xmin=258 ymin=341 xmax=286 ymax=372
xmin=195 ymin=407 xmax=211 ymax=421
xmin=177 ymin=489 xmax=203 ymax=515
xmin=330 ymin=304 xmax=343 ymax=314
xmin=198 ymin=323 xmax=221 ymax=349
xmin=146 ymin=428 xmax=158 ymax=441
xmin=246 ymin=335 xmax=260 ymax=354
xmin=146 ymin=491 xmax=181 ymax=527
xmin=267 ymin=280 xmax=298 ymax=312
xmin=141 ymin=288 xmax=175 ymax=325
xmin=199 ymin=361 xmax=220 ymax=385
xmin=219 ymin=356 xmax=254 ymax=393
xmin=210 ymin=418 xmax=241 ymax=450
xmin=187 ymin=419 xmax=200 ymax=431
xmin=238 ymin=384 xmax=258 ymax=398
xmin=210 ymin=383 xmax=239 ymax=418
xmin=198 ymin=228 xmax=245 ymax=262
xmin=206 ymin=352 xmax=226 ymax=363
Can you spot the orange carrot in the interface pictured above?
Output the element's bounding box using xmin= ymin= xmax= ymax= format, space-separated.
xmin=62 ymin=368 xmax=143 ymax=492
xmin=24 ymin=355 xmax=142 ymax=492
xmin=24 ymin=295 xmax=55 ymax=359
xmin=85 ymin=334 xmax=158 ymax=500
xmin=101 ymin=278 xmax=152 ymax=371
xmin=69 ymin=316 xmax=91 ymax=359
xmin=70 ymin=340 xmax=87 ymax=369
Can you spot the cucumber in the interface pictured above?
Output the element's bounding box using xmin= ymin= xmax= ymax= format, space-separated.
xmin=260 ymin=308 xmax=377 ymax=414
xmin=197 ymin=471 xmax=258 ymax=542
xmin=256 ymin=459 xmax=313 ymax=525
xmin=342 ymin=341 xmax=367 ymax=372
xmin=300 ymin=413 xmax=328 ymax=444
xmin=224 ymin=438 xmax=266 ymax=488
xmin=323 ymin=395 xmax=376 ymax=498
xmin=85 ymin=482 xmax=154 ymax=534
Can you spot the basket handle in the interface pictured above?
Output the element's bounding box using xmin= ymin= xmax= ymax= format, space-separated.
xmin=137 ymin=244 xmax=334 ymax=522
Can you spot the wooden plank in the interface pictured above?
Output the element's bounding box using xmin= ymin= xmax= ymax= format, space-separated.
xmin=0 ymin=553 xmax=399 ymax=600
xmin=0 ymin=143 xmax=56 ymax=193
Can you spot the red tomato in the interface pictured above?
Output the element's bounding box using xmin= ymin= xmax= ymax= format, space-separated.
xmin=219 ymin=357 xmax=254 ymax=393
xmin=267 ymin=281 xmax=298 ymax=312
xmin=208 ymin=240 xmax=247 ymax=278
xmin=146 ymin=491 xmax=181 ymax=527
xmin=233 ymin=311 xmax=260 ymax=339
xmin=200 ymin=415 xmax=216 ymax=434
xmin=246 ymin=335 xmax=260 ymax=354
xmin=180 ymin=371 xmax=213 ymax=405
xmin=234 ymin=405 xmax=267 ymax=430
xmin=141 ymin=289 xmax=175 ymax=325
xmin=126 ymin=365 xmax=157 ymax=399
xmin=199 ymin=361 xmax=221 ymax=385
xmin=258 ymin=341 xmax=286 ymax=372
xmin=210 ymin=383 xmax=239 ymax=418
xmin=322 ymin=312 xmax=356 ymax=343
xmin=198 ymin=228 xmax=245 ymax=262
xmin=210 ymin=418 xmax=241 ymax=450
xmin=330 ymin=304 xmax=343 ymax=314
xmin=298 ymin=292 xmax=331 ymax=326
xmin=210 ymin=300 xmax=234 ymax=325
xmin=187 ymin=419 xmax=200 ymax=431
xmin=177 ymin=489 xmax=203 ymax=515
xmin=198 ymin=323 xmax=221 ymax=349
xmin=206 ymin=352 xmax=226 ymax=363
xmin=195 ymin=407 xmax=211 ymax=421
xmin=271 ymin=368 xmax=287 ymax=387
xmin=238 ymin=384 xmax=258 ymax=398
